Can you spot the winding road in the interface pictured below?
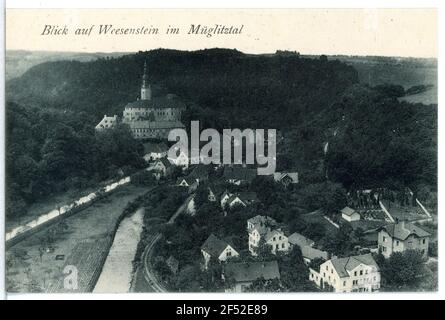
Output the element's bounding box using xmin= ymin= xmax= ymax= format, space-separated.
xmin=140 ymin=195 xmax=193 ymax=292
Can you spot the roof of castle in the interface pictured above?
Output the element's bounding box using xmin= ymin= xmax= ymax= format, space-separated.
xmin=126 ymin=120 xmax=185 ymax=129
xmin=125 ymin=96 xmax=186 ymax=109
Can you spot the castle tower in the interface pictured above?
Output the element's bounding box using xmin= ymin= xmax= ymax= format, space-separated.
xmin=141 ymin=61 xmax=152 ymax=100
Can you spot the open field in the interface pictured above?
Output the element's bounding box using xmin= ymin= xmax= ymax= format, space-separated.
xmin=6 ymin=184 xmax=148 ymax=293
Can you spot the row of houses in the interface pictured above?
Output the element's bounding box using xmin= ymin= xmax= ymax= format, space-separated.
xmin=340 ymin=205 xmax=431 ymax=259
xmin=143 ymin=141 xmax=299 ymax=185
xmin=200 ymin=232 xmax=281 ymax=292
xmin=199 ymin=213 xmax=431 ymax=292
xmin=199 ymin=215 xmax=330 ymax=292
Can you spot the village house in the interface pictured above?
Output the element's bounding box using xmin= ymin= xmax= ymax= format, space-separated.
xmin=247 ymin=215 xmax=290 ymax=256
xmin=301 ymin=246 xmax=330 ymax=264
xmin=341 ymin=206 xmax=361 ymax=222
xmin=177 ymin=176 xmax=199 ymax=192
xmin=201 ymin=234 xmax=239 ymax=270
xmin=377 ymin=221 xmax=430 ymax=258
xmin=223 ymin=261 xmax=280 ymax=293
xmin=95 ymin=115 xmax=118 ymax=131
xmin=288 ymin=232 xmax=330 ymax=263
xmin=142 ymin=142 xmax=169 ymax=162
xmin=224 ymin=192 xmax=258 ymax=209
xmin=273 ymin=172 xmax=299 ymax=186
xmin=223 ymin=166 xmax=257 ymax=185
xmin=168 ymin=149 xmax=190 ymax=168
xmin=288 ymin=232 xmax=315 ymax=248
xmin=187 ymin=186 xmax=218 ymax=214
xmin=149 ymin=157 xmax=173 ymax=179
xmin=207 ymin=187 xmax=217 ymax=202
xmin=309 ymin=253 xmax=380 ymax=293
xmin=220 ymin=190 xmax=233 ymax=208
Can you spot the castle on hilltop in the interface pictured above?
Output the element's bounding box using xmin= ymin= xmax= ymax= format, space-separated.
xmin=95 ymin=61 xmax=185 ymax=139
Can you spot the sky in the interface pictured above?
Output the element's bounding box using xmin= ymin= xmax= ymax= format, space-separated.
xmin=6 ymin=8 xmax=438 ymax=58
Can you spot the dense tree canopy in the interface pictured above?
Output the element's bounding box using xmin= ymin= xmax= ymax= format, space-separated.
xmin=6 ymin=101 xmax=145 ymax=217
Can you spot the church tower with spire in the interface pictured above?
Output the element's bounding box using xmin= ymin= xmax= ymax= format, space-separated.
xmin=97 ymin=59 xmax=185 ymax=139
xmin=141 ymin=61 xmax=152 ymax=100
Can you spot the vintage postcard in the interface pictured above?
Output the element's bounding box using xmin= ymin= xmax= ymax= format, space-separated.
xmin=3 ymin=7 xmax=438 ymax=296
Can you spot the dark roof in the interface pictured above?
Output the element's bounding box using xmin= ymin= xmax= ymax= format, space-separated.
xmin=301 ymin=246 xmax=329 ymax=260
xmin=273 ymin=172 xmax=299 ymax=183
xmin=379 ymin=221 xmax=431 ymax=240
xmin=288 ymin=232 xmax=315 ymax=247
xmin=330 ymin=254 xmax=379 ymax=278
xmin=157 ymin=157 xmax=172 ymax=168
xmin=224 ymin=261 xmax=280 ymax=283
xmin=247 ymin=215 xmax=279 ymax=236
xmin=189 ymin=164 xmax=210 ymax=180
xmin=223 ymin=166 xmax=257 ymax=182
xmin=125 ymin=96 xmax=186 ymax=109
xmin=201 ymin=234 xmax=231 ymax=257
xmin=127 ymin=120 xmax=185 ymax=129
xmin=143 ymin=142 xmax=168 ymax=154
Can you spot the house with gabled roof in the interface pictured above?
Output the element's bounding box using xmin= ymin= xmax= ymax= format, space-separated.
xmin=273 ymin=172 xmax=299 ymax=186
xmin=341 ymin=206 xmax=360 ymax=222
xmin=143 ymin=142 xmax=169 ymax=162
xmin=95 ymin=115 xmax=118 ymax=131
xmin=247 ymin=215 xmax=290 ymax=256
xmin=288 ymin=232 xmax=315 ymax=248
xmin=224 ymin=192 xmax=258 ymax=209
xmin=223 ymin=261 xmax=280 ymax=292
xmin=377 ymin=221 xmax=430 ymax=258
xmin=288 ymin=232 xmax=331 ymax=263
xmin=149 ymin=157 xmax=173 ymax=179
xmin=177 ymin=176 xmax=199 ymax=192
xmin=201 ymin=234 xmax=239 ymax=270
xmin=220 ymin=190 xmax=233 ymax=208
xmin=309 ymin=253 xmax=380 ymax=293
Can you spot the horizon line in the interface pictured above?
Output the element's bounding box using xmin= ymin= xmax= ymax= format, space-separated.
xmin=5 ymin=48 xmax=438 ymax=60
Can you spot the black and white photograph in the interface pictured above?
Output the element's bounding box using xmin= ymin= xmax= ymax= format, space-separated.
xmin=1 ymin=4 xmax=440 ymax=298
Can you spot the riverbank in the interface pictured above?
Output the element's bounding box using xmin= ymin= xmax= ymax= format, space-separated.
xmin=6 ymin=177 xmax=131 ymax=245
xmin=5 ymin=184 xmax=149 ymax=293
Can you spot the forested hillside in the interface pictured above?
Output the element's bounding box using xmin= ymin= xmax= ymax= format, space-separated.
xmin=6 ymin=49 xmax=358 ymax=128
xmin=5 ymin=49 xmax=437 ymax=217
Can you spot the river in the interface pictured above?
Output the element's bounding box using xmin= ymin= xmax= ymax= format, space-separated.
xmin=93 ymin=208 xmax=145 ymax=293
